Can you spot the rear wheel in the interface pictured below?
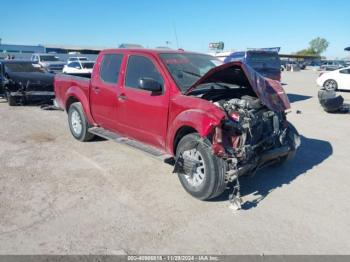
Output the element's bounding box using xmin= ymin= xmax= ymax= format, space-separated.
xmin=68 ymin=102 xmax=95 ymax=142
xmin=175 ymin=133 xmax=227 ymax=200
xmin=323 ymin=79 xmax=338 ymax=91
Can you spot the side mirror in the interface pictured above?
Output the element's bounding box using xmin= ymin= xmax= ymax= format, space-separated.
xmin=139 ymin=78 xmax=162 ymax=93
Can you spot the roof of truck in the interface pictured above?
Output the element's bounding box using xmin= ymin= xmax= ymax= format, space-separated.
xmin=101 ymin=48 xmax=205 ymax=55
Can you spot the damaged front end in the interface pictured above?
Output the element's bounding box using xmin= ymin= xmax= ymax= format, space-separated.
xmin=211 ymin=95 xmax=300 ymax=179
xmin=210 ymin=96 xmax=300 ymax=210
xmin=184 ymin=62 xmax=301 ymax=208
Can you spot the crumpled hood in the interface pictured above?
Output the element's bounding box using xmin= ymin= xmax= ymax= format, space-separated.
xmin=186 ymin=61 xmax=290 ymax=112
xmin=7 ymin=71 xmax=54 ymax=86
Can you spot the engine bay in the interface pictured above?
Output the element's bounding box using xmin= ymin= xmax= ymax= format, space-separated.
xmin=192 ymin=86 xmax=290 ymax=167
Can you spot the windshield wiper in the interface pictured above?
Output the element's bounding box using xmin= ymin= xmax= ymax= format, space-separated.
xmin=178 ymin=70 xmax=202 ymax=78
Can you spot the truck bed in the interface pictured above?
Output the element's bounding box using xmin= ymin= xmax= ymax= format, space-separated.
xmin=54 ymin=73 xmax=90 ymax=110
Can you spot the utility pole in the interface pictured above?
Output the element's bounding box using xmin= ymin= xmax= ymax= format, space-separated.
xmin=172 ymin=22 xmax=179 ymax=49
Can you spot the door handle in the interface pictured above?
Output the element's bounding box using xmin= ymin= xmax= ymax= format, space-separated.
xmin=92 ymin=86 xmax=100 ymax=94
xmin=118 ymin=93 xmax=127 ymax=101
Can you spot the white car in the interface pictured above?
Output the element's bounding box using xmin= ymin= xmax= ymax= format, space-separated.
xmin=62 ymin=61 xmax=94 ymax=75
xmin=316 ymin=67 xmax=350 ymax=91
xmin=67 ymin=57 xmax=88 ymax=63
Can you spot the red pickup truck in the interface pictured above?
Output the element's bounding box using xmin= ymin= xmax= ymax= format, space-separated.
xmin=54 ymin=48 xmax=300 ymax=201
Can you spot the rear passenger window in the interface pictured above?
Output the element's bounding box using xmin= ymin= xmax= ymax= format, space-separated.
xmin=100 ymin=54 xmax=123 ymax=84
xmin=125 ymin=55 xmax=163 ymax=89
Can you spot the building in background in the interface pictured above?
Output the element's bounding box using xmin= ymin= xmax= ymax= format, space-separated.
xmin=0 ymin=43 xmax=105 ymax=60
xmin=0 ymin=44 xmax=45 ymax=59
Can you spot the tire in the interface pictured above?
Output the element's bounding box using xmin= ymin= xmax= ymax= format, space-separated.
xmin=323 ymin=79 xmax=338 ymax=91
xmin=68 ymin=102 xmax=95 ymax=142
xmin=7 ymin=93 xmax=17 ymax=106
xmin=318 ymin=90 xmax=344 ymax=112
xmin=175 ymin=133 xmax=227 ymax=200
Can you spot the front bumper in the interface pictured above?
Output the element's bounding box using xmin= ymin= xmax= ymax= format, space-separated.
xmin=316 ymin=77 xmax=324 ymax=87
xmin=226 ymin=125 xmax=301 ymax=180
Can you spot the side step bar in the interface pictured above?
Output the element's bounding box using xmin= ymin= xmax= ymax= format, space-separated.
xmin=88 ymin=127 xmax=173 ymax=162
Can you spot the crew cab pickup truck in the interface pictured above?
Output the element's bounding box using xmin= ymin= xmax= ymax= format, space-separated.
xmin=54 ymin=49 xmax=300 ymax=201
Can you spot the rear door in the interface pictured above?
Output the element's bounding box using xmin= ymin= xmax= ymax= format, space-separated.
xmin=115 ymin=53 xmax=170 ymax=149
xmin=90 ymin=52 xmax=124 ymax=130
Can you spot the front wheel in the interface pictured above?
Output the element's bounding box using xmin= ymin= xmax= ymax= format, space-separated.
xmin=175 ymin=133 xmax=227 ymax=200
xmin=68 ymin=102 xmax=95 ymax=142
xmin=323 ymin=79 xmax=338 ymax=91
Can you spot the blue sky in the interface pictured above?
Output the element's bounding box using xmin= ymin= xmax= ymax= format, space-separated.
xmin=1 ymin=0 xmax=349 ymax=58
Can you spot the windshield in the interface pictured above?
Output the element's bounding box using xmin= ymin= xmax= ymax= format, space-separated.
xmin=5 ymin=63 xmax=44 ymax=73
xmin=79 ymin=57 xmax=88 ymax=61
xmin=160 ymin=53 xmax=223 ymax=92
xmin=81 ymin=62 xmax=94 ymax=69
xmin=246 ymin=51 xmax=281 ymax=70
xmin=40 ymin=55 xmax=60 ymax=62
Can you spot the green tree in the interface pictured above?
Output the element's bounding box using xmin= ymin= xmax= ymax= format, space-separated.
xmin=296 ymin=37 xmax=329 ymax=56
xmin=309 ymin=37 xmax=329 ymax=55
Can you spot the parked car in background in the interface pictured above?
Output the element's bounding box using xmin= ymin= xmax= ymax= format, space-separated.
xmin=67 ymin=57 xmax=89 ymax=63
xmin=320 ymin=61 xmax=346 ymax=71
xmin=63 ymin=61 xmax=94 ymax=77
xmin=0 ymin=60 xmax=54 ymax=105
xmin=317 ymin=67 xmax=350 ymax=91
xmin=31 ymin=53 xmax=66 ymax=73
xmin=298 ymin=62 xmax=306 ymax=70
xmin=224 ymin=50 xmax=282 ymax=81
xmin=54 ymin=48 xmax=299 ymax=201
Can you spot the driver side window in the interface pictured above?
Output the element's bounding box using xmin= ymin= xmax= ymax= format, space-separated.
xmin=125 ymin=55 xmax=163 ymax=89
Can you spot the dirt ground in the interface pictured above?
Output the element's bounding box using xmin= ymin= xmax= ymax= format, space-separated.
xmin=0 ymin=70 xmax=349 ymax=255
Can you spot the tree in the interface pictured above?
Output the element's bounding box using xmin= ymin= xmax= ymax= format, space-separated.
xmin=309 ymin=37 xmax=329 ymax=55
xmin=295 ymin=37 xmax=329 ymax=56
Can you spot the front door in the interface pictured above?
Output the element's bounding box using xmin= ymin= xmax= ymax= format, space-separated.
xmin=115 ymin=54 xmax=169 ymax=150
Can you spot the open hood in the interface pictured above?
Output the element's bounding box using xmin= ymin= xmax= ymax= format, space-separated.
xmin=185 ymin=61 xmax=290 ymax=112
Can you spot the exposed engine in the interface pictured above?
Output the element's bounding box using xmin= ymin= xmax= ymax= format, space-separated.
xmin=213 ymin=95 xmax=289 ymax=165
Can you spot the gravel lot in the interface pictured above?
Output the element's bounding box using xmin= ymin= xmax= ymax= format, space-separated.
xmin=0 ymin=70 xmax=349 ymax=255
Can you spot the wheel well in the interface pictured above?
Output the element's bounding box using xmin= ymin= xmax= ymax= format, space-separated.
xmin=65 ymin=96 xmax=79 ymax=112
xmin=173 ymin=126 xmax=197 ymax=154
